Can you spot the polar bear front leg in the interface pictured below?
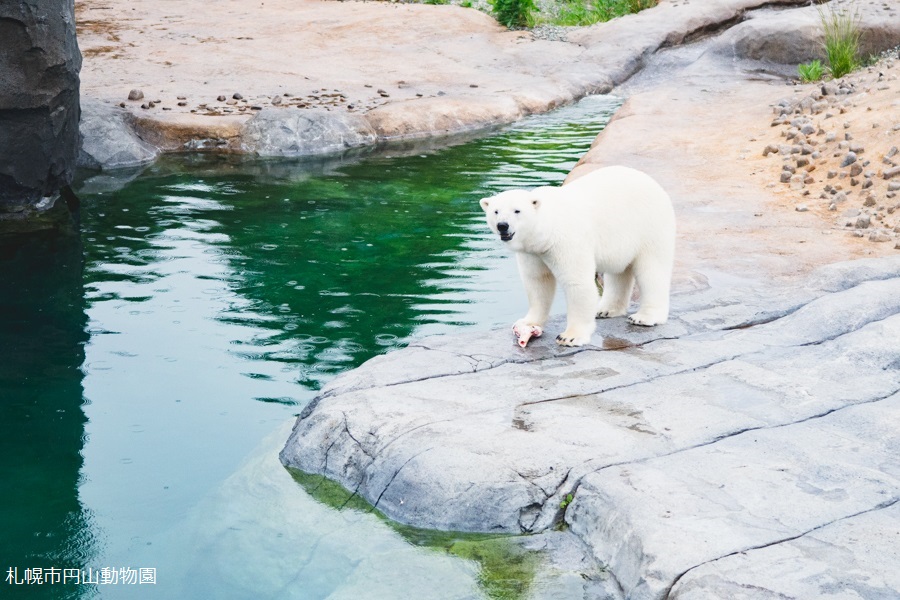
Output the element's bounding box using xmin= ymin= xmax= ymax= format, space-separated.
xmin=557 ymin=278 xmax=599 ymax=347
xmin=514 ymin=253 xmax=556 ymax=332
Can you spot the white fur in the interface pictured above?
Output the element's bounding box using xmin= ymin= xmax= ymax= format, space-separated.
xmin=480 ymin=166 xmax=676 ymax=346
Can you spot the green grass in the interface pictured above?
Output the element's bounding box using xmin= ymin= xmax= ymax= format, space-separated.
xmin=541 ymin=0 xmax=659 ymax=28
xmin=490 ymin=0 xmax=537 ymax=28
xmin=798 ymin=59 xmax=825 ymax=83
xmin=819 ymin=2 xmax=861 ymax=78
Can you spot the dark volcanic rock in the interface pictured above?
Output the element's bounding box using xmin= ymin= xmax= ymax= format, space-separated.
xmin=0 ymin=0 xmax=81 ymax=228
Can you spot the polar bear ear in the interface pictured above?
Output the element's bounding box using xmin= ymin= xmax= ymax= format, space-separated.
xmin=479 ymin=198 xmax=491 ymax=212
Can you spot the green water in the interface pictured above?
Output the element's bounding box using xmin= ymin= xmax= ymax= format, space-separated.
xmin=0 ymin=96 xmax=620 ymax=599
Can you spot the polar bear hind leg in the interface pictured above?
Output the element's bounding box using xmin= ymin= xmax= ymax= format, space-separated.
xmin=627 ymin=256 xmax=671 ymax=326
xmin=596 ymin=266 xmax=634 ymax=318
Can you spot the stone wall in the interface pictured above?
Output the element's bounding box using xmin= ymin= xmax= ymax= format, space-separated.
xmin=0 ymin=0 xmax=81 ymax=230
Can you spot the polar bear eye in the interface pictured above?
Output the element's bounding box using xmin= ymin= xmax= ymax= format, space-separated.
xmin=494 ymin=210 xmax=498 ymax=215
xmin=514 ymin=210 xmax=520 ymax=214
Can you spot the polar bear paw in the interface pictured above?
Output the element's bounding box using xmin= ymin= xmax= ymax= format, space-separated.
xmin=596 ymin=308 xmax=628 ymax=319
xmin=555 ymin=328 xmax=592 ymax=347
xmin=627 ymin=312 xmax=667 ymax=327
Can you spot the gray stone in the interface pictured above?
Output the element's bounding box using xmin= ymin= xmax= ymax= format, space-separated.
xmin=0 ymin=0 xmax=81 ymax=226
xmin=841 ymin=152 xmax=858 ymax=167
xmin=856 ymin=214 xmax=871 ymax=228
xmin=885 ymin=166 xmax=900 ymax=180
xmin=127 ymin=89 xmax=144 ymax=101
xmin=239 ymin=109 xmax=377 ymax=157
xmin=78 ymin=98 xmax=159 ymax=170
xmin=670 ymin=504 xmax=900 ymax=600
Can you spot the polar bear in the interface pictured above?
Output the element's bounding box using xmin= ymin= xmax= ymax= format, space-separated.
xmin=480 ymin=165 xmax=675 ymax=347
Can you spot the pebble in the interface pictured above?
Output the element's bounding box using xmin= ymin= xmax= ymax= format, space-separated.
xmin=763 ymin=144 xmax=779 ymax=156
xmin=888 ymin=182 xmax=900 ymax=192
xmin=869 ymin=231 xmax=892 ymax=242
xmin=864 ymin=195 xmax=876 ymax=207
xmin=841 ymin=152 xmax=857 ymax=167
xmin=885 ymin=166 xmax=900 ymax=180
xmin=177 ymin=101 xmax=187 ymax=107
xmin=856 ymin=214 xmax=871 ymax=229
xmin=271 ymin=96 xmax=282 ymax=105
xmin=827 ymin=170 xmax=838 ymax=178
xmin=834 ymin=191 xmax=848 ymax=203
xmin=825 ymin=132 xmax=836 ymax=142
xmin=780 ymin=170 xmax=792 ymax=183
xmin=795 ymin=204 xmax=808 ymax=212
xmin=217 ymin=95 xmax=226 ymax=102
xmin=233 ymin=93 xmax=243 ymax=100
xmin=888 ymin=146 xmax=899 ymax=158
xmin=128 ymin=89 xmax=144 ymax=101
xmin=850 ymin=164 xmax=863 ymax=177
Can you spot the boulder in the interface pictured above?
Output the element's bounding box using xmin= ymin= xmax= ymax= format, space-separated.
xmin=78 ymin=98 xmax=158 ymax=170
xmin=0 ymin=0 xmax=81 ymax=226
xmin=240 ymin=109 xmax=377 ymax=157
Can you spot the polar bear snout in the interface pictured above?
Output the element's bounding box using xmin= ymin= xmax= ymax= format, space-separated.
xmin=496 ymin=222 xmax=515 ymax=241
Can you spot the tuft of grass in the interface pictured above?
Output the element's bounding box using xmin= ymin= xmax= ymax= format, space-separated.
xmin=542 ymin=0 xmax=658 ymax=27
xmin=819 ymin=2 xmax=861 ymax=79
xmin=490 ymin=0 xmax=537 ymax=28
xmin=798 ymin=59 xmax=825 ymax=83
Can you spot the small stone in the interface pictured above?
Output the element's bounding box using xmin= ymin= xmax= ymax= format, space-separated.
xmin=128 ymin=89 xmax=144 ymax=101
xmin=862 ymin=179 xmax=873 ymax=189
xmin=869 ymin=231 xmax=891 ymax=242
xmin=800 ymin=124 xmax=816 ymax=135
xmin=226 ymin=99 xmax=237 ymax=105
xmin=804 ymin=175 xmax=814 ymax=185
xmin=849 ymin=143 xmax=865 ymax=154
xmin=834 ymin=191 xmax=848 ymax=203
xmin=829 ymin=203 xmax=837 ymax=211
xmin=825 ymin=132 xmax=836 ymax=142
xmin=271 ymin=96 xmax=282 ymax=105
xmin=177 ymin=101 xmax=187 ymax=107
xmin=841 ymin=152 xmax=858 ymax=167
xmin=177 ymin=95 xmax=186 ymax=100
xmin=140 ymin=103 xmax=149 ymax=109
xmin=780 ymin=170 xmax=793 ymax=183
xmin=885 ymin=166 xmax=900 ymax=180
xmin=863 ymin=195 xmax=876 ymax=207
xmin=795 ymin=204 xmax=808 ymax=212
xmin=217 ymin=95 xmax=226 ymax=102
xmin=887 ymin=147 xmax=899 ymax=158
xmin=845 ymin=132 xmax=853 ymax=141
xmin=856 ymin=214 xmax=871 ymax=229
xmin=250 ymin=105 xmax=263 ymax=110
xmin=763 ymin=144 xmax=779 ymax=157
xmin=233 ymin=93 xmax=243 ymax=100
xmin=851 ymin=178 xmax=860 ymax=186
xmin=118 ymin=102 xmax=125 ymax=108
xmin=850 ymin=164 xmax=863 ymax=177
xmin=888 ymin=182 xmax=900 ymax=192
xmin=795 ymin=156 xmax=809 ymax=168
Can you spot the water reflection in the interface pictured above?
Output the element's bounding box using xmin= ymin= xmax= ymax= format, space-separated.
xmin=4 ymin=95 xmax=620 ymax=599
xmin=0 ymin=232 xmax=95 ymax=599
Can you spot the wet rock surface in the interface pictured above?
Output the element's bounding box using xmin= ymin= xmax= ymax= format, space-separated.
xmin=282 ymin=256 xmax=900 ymax=599
xmin=0 ymin=0 xmax=81 ymax=228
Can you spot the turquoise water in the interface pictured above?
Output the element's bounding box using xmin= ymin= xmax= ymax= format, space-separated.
xmin=0 ymin=96 xmax=619 ymax=599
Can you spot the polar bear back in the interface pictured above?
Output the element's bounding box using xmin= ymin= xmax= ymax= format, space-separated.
xmin=540 ymin=166 xmax=675 ymax=273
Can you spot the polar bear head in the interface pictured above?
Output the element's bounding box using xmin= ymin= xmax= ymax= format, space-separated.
xmin=480 ymin=188 xmax=552 ymax=252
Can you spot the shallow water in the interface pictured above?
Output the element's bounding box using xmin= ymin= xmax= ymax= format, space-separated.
xmin=0 ymin=96 xmax=620 ymax=599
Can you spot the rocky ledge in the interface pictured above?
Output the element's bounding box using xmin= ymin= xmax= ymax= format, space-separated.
xmin=281 ymin=255 xmax=900 ymax=599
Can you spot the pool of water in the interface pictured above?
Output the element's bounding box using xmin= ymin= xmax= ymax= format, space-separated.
xmin=0 ymin=96 xmax=620 ymax=599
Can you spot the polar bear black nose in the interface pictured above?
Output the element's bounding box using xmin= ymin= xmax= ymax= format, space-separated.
xmin=497 ymin=222 xmax=509 ymax=233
